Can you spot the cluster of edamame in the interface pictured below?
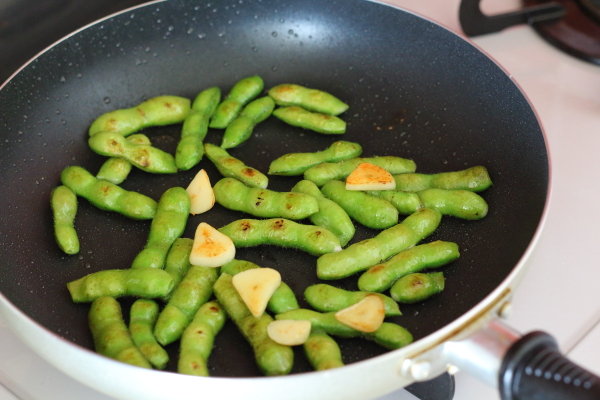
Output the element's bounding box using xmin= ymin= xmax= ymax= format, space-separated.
xmin=51 ymin=74 xmax=494 ymax=378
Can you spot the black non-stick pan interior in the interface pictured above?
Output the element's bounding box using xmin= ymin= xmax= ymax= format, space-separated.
xmin=0 ymin=0 xmax=548 ymax=376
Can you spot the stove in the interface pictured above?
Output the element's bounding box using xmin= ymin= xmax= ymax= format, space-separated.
xmin=1 ymin=1 xmax=599 ymax=399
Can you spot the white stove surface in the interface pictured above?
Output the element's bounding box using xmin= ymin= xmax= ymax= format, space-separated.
xmin=1 ymin=1 xmax=599 ymax=399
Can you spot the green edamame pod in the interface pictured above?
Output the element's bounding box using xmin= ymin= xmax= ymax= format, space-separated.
xmin=268 ymin=84 xmax=348 ymax=116
xmin=213 ymin=177 xmax=318 ymax=220
xmin=89 ymin=297 xmax=151 ymax=368
xmin=219 ymin=218 xmax=342 ymax=256
xmin=88 ymin=95 xmax=191 ymax=137
xmin=176 ymin=87 xmax=221 ymax=171
xmin=210 ymin=75 xmax=264 ymax=129
xmin=88 ymin=132 xmax=177 ymax=174
xmin=67 ymin=269 xmax=174 ymax=303
xmin=321 ymin=180 xmax=399 ymax=229
xmin=367 ymin=190 xmax=422 ymax=215
xmin=129 ymin=299 xmax=169 ymax=369
xmin=304 ymin=284 xmax=401 ymax=317
xmin=358 ymin=241 xmax=459 ymax=292
xmin=51 ymin=185 xmax=79 ymax=255
xmin=214 ymin=273 xmax=294 ymax=375
xmin=303 ymin=330 xmax=344 ymax=371
xmin=393 ymin=166 xmax=492 ymax=192
xmin=272 ymin=106 xmax=346 ymax=134
xmin=163 ymin=238 xmax=194 ymax=294
xmin=61 ymin=166 xmax=156 ymax=220
xmin=96 ymin=134 xmax=151 ymax=184
xmin=316 ymin=208 xmax=442 ymax=280
xmin=153 ymin=265 xmax=218 ymax=345
xmin=221 ymin=96 xmax=275 ymax=149
xmin=304 ymin=156 xmax=417 ymax=187
xmin=178 ymin=301 xmax=226 ymax=376
xmin=291 ymin=180 xmax=355 ymax=246
xmin=204 ymin=143 xmax=268 ymax=188
xmin=268 ymin=141 xmax=363 ymax=176
xmin=390 ymin=272 xmax=445 ymax=303
xmin=418 ymin=189 xmax=488 ymax=220
xmin=220 ymin=259 xmax=299 ymax=314
xmin=131 ymin=187 xmax=190 ymax=269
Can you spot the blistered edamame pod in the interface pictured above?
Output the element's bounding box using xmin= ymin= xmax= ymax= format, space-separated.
xmin=163 ymin=238 xmax=194 ymax=295
xmin=88 ymin=95 xmax=191 ymax=137
xmin=61 ymin=166 xmax=156 ymax=220
xmin=276 ymin=309 xmax=413 ymax=349
xmin=291 ymin=180 xmax=355 ymax=246
xmin=129 ymin=299 xmax=169 ymax=369
xmin=88 ymin=132 xmax=177 ymax=174
xmin=213 ymin=273 xmax=294 ymax=375
xmin=220 ymin=259 xmax=300 ymax=314
xmin=269 ymin=141 xmax=362 ymax=176
xmin=393 ymin=166 xmax=492 ymax=192
xmin=268 ymin=84 xmax=349 ymax=116
xmin=176 ymin=87 xmax=221 ymax=171
xmin=304 ymin=284 xmax=401 ymax=317
xmin=96 ymin=134 xmax=151 ymax=184
xmin=178 ymin=301 xmax=226 ymax=376
xmin=303 ymin=330 xmax=344 ymax=371
xmin=316 ymin=208 xmax=442 ymax=280
xmin=418 ymin=188 xmax=488 ymax=220
xmin=219 ymin=218 xmax=342 ymax=256
xmin=358 ymin=241 xmax=459 ymax=292
xmin=304 ymin=156 xmax=417 ymax=187
xmin=51 ymin=185 xmax=79 ymax=255
xmin=321 ymin=180 xmax=399 ymax=229
xmin=131 ymin=187 xmax=190 ymax=269
xmin=221 ymin=96 xmax=275 ymax=149
xmin=153 ymin=265 xmax=218 ymax=345
xmin=213 ymin=177 xmax=318 ymax=220
xmin=210 ymin=75 xmax=264 ymax=129
xmin=89 ymin=297 xmax=151 ymax=368
xmin=204 ymin=143 xmax=268 ymax=188
xmin=272 ymin=106 xmax=346 ymax=134
xmin=67 ymin=269 xmax=175 ymax=302
xmin=366 ymin=190 xmax=422 ymax=215
xmin=390 ymin=272 xmax=445 ymax=303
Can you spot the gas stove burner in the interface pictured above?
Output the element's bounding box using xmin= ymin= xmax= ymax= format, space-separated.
xmin=460 ymin=0 xmax=600 ymax=65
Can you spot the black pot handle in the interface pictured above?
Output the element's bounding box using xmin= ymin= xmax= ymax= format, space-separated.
xmin=499 ymin=331 xmax=600 ymax=400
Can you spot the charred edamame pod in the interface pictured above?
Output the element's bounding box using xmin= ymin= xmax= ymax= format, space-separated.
xmin=272 ymin=106 xmax=346 ymax=134
xmin=163 ymin=238 xmax=194 ymax=294
xmin=268 ymin=141 xmax=362 ymax=176
xmin=213 ymin=177 xmax=318 ymax=220
xmin=219 ymin=218 xmax=342 ymax=256
xmin=303 ymin=330 xmax=344 ymax=371
xmin=204 ymin=143 xmax=268 ymax=189
xmin=304 ymin=284 xmax=401 ymax=317
xmin=393 ymin=166 xmax=492 ymax=192
xmin=221 ymin=96 xmax=275 ymax=149
xmin=390 ymin=272 xmax=445 ymax=303
xmin=129 ymin=299 xmax=169 ymax=369
xmin=96 ymin=133 xmax=152 ymax=184
xmin=210 ymin=75 xmax=264 ymax=129
xmin=268 ymin=83 xmax=348 ymax=116
xmin=51 ymin=185 xmax=79 ymax=255
xmin=366 ymin=190 xmax=421 ymax=215
xmin=418 ymin=188 xmax=488 ymax=220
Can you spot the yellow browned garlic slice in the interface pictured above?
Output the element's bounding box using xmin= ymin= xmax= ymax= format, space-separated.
xmin=186 ymin=169 xmax=215 ymax=215
xmin=345 ymin=162 xmax=396 ymax=191
xmin=189 ymin=222 xmax=235 ymax=267
xmin=232 ymin=268 xmax=282 ymax=317
xmin=334 ymin=294 xmax=385 ymax=333
xmin=267 ymin=320 xmax=312 ymax=346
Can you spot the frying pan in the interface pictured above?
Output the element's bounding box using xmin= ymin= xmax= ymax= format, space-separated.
xmin=0 ymin=0 xmax=597 ymax=399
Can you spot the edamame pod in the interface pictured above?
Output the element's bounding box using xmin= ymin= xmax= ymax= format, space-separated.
xmin=393 ymin=166 xmax=492 ymax=192
xmin=214 ymin=273 xmax=294 ymax=375
xmin=316 ymin=208 xmax=442 ymax=280
xmin=51 ymin=185 xmax=79 ymax=255
xmin=358 ymin=241 xmax=459 ymax=292
xmin=153 ymin=265 xmax=218 ymax=345
xmin=219 ymin=218 xmax=342 ymax=256
xmin=96 ymin=134 xmax=151 ymax=184
xmin=205 ymin=143 xmax=268 ymax=188
xmin=88 ymin=95 xmax=191 ymax=137
xmin=272 ymin=106 xmax=346 ymax=134
xmin=131 ymin=187 xmax=190 ymax=269
xmin=268 ymin=84 xmax=348 ymax=116
xmin=221 ymin=96 xmax=275 ymax=149
xmin=321 ymin=180 xmax=399 ymax=229
xmin=304 ymin=284 xmax=401 ymax=317
xmin=67 ymin=269 xmax=174 ymax=303
xmin=390 ymin=272 xmax=445 ymax=303
xmin=178 ymin=301 xmax=226 ymax=376
xmin=176 ymin=87 xmax=221 ymax=171
xmin=418 ymin=188 xmax=488 ymax=220
xmin=303 ymin=330 xmax=344 ymax=371
xmin=268 ymin=141 xmax=363 ymax=176
xmin=61 ymin=166 xmax=156 ymax=220
xmin=366 ymin=190 xmax=421 ymax=215
xmin=88 ymin=132 xmax=177 ymax=174
xmin=304 ymin=156 xmax=417 ymax=187
xmin=291 ymin=180 xmax=355 ymax=246
xmin=210 ymin=75 xmax=264 ymax=129
xmin=163 ymin=238 xmax=194 ymax=293
xmin=213 ymin=177 xmax=319 ymax=220
xmin=89 ymin=297 xmax=151 ymax=368
xmin=129 ymin=299 xmax=169 ymax=369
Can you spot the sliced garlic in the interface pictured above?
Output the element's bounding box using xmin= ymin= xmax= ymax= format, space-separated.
xmin=186 ymin=169 xmax=215 ymax=215
xmin=189 ymin=222 xmax=235 ymax=268
xmin=267 ymin=320 xmax=311 ymax=346
xmin=345 ymin=162 xmax=396 ymax=191
xmin=334 ymin=294 xmax=385 ymax=333
xmin=232 ymin=268 xmax=281 ymax=317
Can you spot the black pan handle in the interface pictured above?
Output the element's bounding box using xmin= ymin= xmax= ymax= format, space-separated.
xmin=499 ymin=331 xmax=600 ymax=400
